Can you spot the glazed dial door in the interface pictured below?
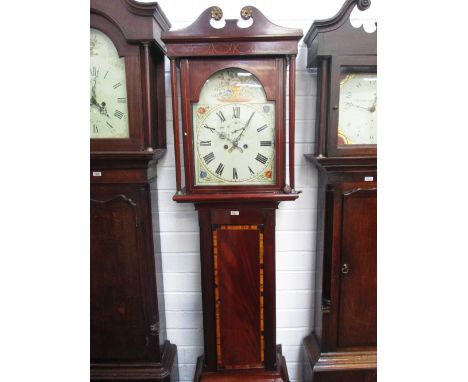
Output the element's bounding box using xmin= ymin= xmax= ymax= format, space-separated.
xmin=193 ymin=68 xmax=275 ymax=186
xmin=90 ymin=28 xmax=130 ymax=139
xmin=338 ymin=72 xmax=377 ymax=145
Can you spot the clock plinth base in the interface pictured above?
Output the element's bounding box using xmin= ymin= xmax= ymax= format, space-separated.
xmin=194 ymin=346 xmax=289 ymax=382
xmin=91 ymin=340 xmax=178 ymax=381
xmin=302 ymin=334 xmax=376 ymax=382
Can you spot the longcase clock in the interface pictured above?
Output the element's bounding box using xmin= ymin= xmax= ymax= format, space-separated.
xmin=162 ymin=6 xmax=302 ymax=381
xmin=90 ymin=1 xmax=177 ymax=381
xmin=302 ymin=1 xmax=377 ymax=381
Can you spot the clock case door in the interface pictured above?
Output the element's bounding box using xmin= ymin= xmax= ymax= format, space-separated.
xmin=90 ymin=12 xmax=167 ymax=152
xmin=90 ymin=154 xmax=178 ymax=381
xmin=326 ymin=56 xmax=377 ymax=157
xmin=302 ymin=161 xmax=377 ymax=382
xmin=180 ymin=58 xmax=286 ymax=194
xmin=318 ymin=181 xmax=377 ymax=351
xmin=91 ymin=184 xmax=159 ymax=362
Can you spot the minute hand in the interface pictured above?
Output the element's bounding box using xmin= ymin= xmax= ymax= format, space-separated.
xmin=229 ymin=111 xmax=255 ymax=152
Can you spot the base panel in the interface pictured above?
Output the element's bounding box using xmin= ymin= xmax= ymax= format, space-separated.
xmin=302 ymin=334 xmax=376 ymax=382
xmin=194 ymin=346 xmax=289 ymax=382
xmin=91 ymin=341 xmax=178 ymax=382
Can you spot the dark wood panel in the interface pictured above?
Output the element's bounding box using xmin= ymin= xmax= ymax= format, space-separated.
xmin=90 ymin=193 xmax=148 ymax=361
xmin=216 ymin=226 xmax=262 ymax=368
xmin=313 ymin=369 xmax=376 ymax=382
xmin=338 ymin=188 xmax=377 ymax=348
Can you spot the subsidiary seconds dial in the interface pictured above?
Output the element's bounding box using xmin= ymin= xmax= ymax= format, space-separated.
xmin=194 ymin=103 xmax=275 ymax=185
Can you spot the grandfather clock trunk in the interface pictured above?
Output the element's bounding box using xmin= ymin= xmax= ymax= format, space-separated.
xmin=197 ymin=203 xmax=278 ymax=372
xmin=216 ymin=227 xmax=262 ymax=367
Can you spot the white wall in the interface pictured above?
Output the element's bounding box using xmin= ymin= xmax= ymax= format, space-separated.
xmin=147 ymin=1 xmax=377 ymax=380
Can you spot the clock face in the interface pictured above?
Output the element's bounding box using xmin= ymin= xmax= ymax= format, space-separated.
xmin=338 ymin=72 xmax=377 ymax=145
xmin=192 ymin=68 xmax=275 ymax=186
xmin=90 ymin=28 xmax=129 ymax=139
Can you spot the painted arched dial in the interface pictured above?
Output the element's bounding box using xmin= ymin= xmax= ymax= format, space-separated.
xmin=193 ymin=68 xmax=276 ymax=186
xmin=90 ymin=28 xmax=129 ymax=139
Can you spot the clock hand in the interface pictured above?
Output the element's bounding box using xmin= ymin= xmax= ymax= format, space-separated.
xmin=229 ymin=111 xmax=255 ymax=152
xmin=90 ymin=79 xmax=109 ymax=117
xmin=90 ymin=79 xmax=99 ymax=107
xmin=91 ymin=78 xmax=97 ymax=98
xmin=227 ymin=139 xmax=243 ymax=153
xmin=99 ymin=101 xmax=110 ymax=117
xmin=368 ymin=96 xmax=377 ymax=113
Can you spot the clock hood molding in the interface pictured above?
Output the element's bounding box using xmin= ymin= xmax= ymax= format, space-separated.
xmin=162 ymin=5 xmax=303 ymax=57
xmin=304 ymin=0 xmax=376 ymax=67
xmin=91 ymin=0 xmax=171 ymax=52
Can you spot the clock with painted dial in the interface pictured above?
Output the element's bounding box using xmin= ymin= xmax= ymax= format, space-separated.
xmin=338 ymin=72 xmax=377 ymax=145
xmin=193 ymin=68 xmax=275 ymax=186
xmin=162 ymin=6 xmax=302 ymax=381
xmin=90 ymin=28 xmax=129 ymax=139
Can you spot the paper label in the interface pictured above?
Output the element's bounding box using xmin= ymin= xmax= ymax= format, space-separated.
xmin=230 ymin=211 xmax=240 ymax=216
xmin=92 ymin=171 xmax=102 ymax=177
xmin=364 ymin=176 xmax=374 ymax=182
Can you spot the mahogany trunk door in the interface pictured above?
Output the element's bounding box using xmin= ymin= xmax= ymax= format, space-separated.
xmin=337 ymin=187 xmax=377 ymax=349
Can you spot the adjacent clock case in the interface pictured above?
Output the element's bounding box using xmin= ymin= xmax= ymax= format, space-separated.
xmin=302 ymin=160 xmax=377 ymax=382
xmin=90 ymin=1 xmax=178 ymax=381
xmin=303 ymin=1 xmax=377 ymax=381
xmin=304 ymin=0 xmax=377 ymax=158
xmin=90 ymin=0 xmax=169 ymax=152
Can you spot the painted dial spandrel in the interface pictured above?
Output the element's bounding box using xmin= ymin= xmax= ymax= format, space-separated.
xmin=90 ymin=28 xmax=129 ymax=139
xmin=338 ymin=72 xmax=377 ymax=145
xmin=193 ymin=69 xmax=275 ymax=186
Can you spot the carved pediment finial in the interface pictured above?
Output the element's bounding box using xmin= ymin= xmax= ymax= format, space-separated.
xmin=357 ymin=0 xmax=371 ymax=11
xmin=211 ymin=6 xmax=223 ymax=21
xmin=240 ymin=6 xmax=253 ymax=20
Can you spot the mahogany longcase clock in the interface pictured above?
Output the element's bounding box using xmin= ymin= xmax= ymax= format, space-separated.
xmin=302 ymin=1 xmax=377 ymax=381
xmin=90 ymin=1 xmax=178 ymax=381
xmin=162 ymin=6 xmax=302 ymax=381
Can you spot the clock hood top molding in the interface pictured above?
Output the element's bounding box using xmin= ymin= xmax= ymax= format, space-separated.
xmin=304 ymin=0 xmax=376 ymax=67
xmin=91 ymin=0 xmax=171 ymax=51
xmin=162 ymin=5 xmax=303 ymax=57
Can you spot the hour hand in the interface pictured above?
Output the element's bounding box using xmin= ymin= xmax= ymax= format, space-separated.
xmin=230 ymin=111 xmax=255 ymax=149
xmin=90 ymin=80 xmax=101 ymax=108
xmin=228 ymin=141 xmax=243 ymax=153
xmin=90 ymin=96 xmax=100 ymax=108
